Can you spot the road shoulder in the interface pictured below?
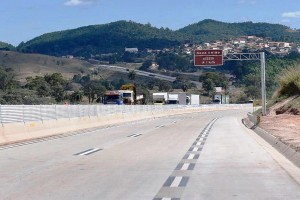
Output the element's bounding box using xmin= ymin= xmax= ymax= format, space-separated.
xmin=243 ymin=116 xmax=300 ymax=184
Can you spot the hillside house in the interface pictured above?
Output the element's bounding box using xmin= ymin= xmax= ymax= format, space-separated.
xmin=125 ymin=48 xmax=138 ymax=53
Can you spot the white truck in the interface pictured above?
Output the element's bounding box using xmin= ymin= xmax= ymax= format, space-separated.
xmin=190 ymin=94 xmax=200 ymax=105
xmin=212 ymin=94 xmax=229 ymax=104
xmin=167 ymin=93 xmax=179 ymax=104
xmin=119 ymin=84 xmax=145 ymax=105
xmin=178 ymin=93 xmax=191 ymax=105
xmin=153 ymin=92 xmax=168 ymax=105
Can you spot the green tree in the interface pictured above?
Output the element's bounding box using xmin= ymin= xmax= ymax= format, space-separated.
xmin=158 ymin=81 xmax=172 ymax=92
xmin=202 ymin=79 xmax=216 ymax=96
xmin=83 ymin=81 xmax=106 ymax=104
xmin=72 ymin=74 xmax=82 ymax=83
xmin=0 ymin=89 xmax=55 ymax=105
xmin=140 ymin=60 xmax=153 ymax=70
xmin=25 ymin=73 xmax=68 ymax=102
xmin=69 ymin=91 xmax=83 ymax=104
xmin=245 ymin=86 xmax=261 ymax=99
xmin=0 ymin=68 xmax=18 ymax=91
xmin=122 ymin=52 xmax=135 ymax=63
xmin=128 ymin=70 xmax=136 ymax=82
xmin=199 ymin=72 xmax=229 ymax=89
xmin=156 ymin=52 xmax=193 ymax=72
xmin=44 ymin=73 xmax=66 ymax=87
xmin=26 ymin=76 xmax=52 ymax=97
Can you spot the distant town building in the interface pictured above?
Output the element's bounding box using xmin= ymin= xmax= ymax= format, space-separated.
xmin=125 ymin=48 xmax=138 ymax=53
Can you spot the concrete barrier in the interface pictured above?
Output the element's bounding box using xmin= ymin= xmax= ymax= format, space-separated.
xmin=0 ymin=105 xmax=246 ymax=145
xmin=247 ymin=112 xmax=260 ymax=126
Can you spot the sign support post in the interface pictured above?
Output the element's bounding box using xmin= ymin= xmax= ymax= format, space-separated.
xmin=260 ymin=52 xmax=267 ymax=116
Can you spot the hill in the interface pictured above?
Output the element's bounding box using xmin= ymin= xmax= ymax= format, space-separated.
xmin=0 ymin=41 xmax=15 ymax=51
xmin=0 ymin=51 xmax=92 ymax=82
xmin=177 ymin=19 xmax=300 ymax=42
xmin=17 ymin=20 xmax=183 ymax=57
xmin=16 ymin=19 xmax=300 ymax=58
xmin=0 ymin=51 xmax=176 ymax=89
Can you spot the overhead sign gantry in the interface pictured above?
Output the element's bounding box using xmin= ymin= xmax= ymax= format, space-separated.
xmin=194 ymin=50 xmax=267 ymax=116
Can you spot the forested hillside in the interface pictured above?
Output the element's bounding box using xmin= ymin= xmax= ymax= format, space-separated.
xmin=0 ymin=41 xmax=15 ymax=51
xmin=15 ymin=19 xmax=300 ymax=58
xmin=178 ymin=19 xmax=300 ymax=42
xmin=17 ymin=21 xmax=183 ymax=57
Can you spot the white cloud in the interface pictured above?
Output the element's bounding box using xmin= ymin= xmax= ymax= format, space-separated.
xmin=64 ymin=0 xmax=97 ymax=6
xmin=282 ymin=11 xmax=300 ymax=18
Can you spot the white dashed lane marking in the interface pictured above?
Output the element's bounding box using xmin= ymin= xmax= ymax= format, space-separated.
xmin=181 ymin=163 xmax=190 ymax=170
xmin=128 ymin=134 xmax=142 ymax=138
xmin=153 ymin=118 xmax=218 ymax=200
xmin=192 ymin=147 xmax=198 ymax=152
xmin=187 ymin=154 xmax=195 ymax=160
xmin=74 ymin=148 xmax=102 ymax=156
xmin=170 ymin=177 xmax=182 ymax=187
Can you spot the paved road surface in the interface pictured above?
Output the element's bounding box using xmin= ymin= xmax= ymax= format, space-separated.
xmin=96 ymin=65 xmax=176 ymax=82
xmin=1 ymin=108 xmax=300 ymax=200
xmin=95 ymin=65 xmax=202 ymax=88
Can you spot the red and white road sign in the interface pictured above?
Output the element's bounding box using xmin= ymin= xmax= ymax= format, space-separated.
xmin=194 ymin=50 xmax=223 ymax=66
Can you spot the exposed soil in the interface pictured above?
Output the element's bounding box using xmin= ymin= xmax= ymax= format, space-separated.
xmin=259 ymin=96 xmax=300 ymax=152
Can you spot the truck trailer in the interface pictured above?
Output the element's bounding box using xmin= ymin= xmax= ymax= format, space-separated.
xmin=167 ymin=94 xmax=179 ymax=104
xmin=153 ymin=93 xmax=168 ymax=105
xmin=190 ymin=94 xmax=200 ymax=105
xmin=178 ymin=93 xmax=191 ymax=105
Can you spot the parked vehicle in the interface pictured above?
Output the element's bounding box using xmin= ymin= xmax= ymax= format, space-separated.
xmin=167 ymin=93 xmax=179 ymax=104
xmin=190 ymin=94 xmax=200 ymax=105
xmin=118 ymin=90 xmax=134 ymax=105
xmin=211 ymin=98 xmax=221 ymax=104
xmin=120 ymin=84 xmax=144 ymax=105
xmin=178 ymin=93 xmax=188 ymax=105
xmin=213 ymin=94 xmax=230 ymax=104
xmin=153 ymin=92 xmax=168 ymax=105
xmin=103 ymin=91 xmax=123 ymax=105
xmin=153 ymin=92 xmax=197 ymax=105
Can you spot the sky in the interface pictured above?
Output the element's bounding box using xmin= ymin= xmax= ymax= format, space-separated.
xmin=1 ymin=0 xmax=300 ymax=46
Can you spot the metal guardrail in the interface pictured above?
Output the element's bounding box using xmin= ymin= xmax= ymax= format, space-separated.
xmin=0 ymin=104 xmax=248 ymax=124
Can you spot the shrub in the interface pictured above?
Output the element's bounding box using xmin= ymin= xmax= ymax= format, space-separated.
xmin=278 ymin=65 xmax=300 ymax=96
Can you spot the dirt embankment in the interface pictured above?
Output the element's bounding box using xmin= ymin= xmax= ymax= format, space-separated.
xmin=259 ymin=96 xmax=300 ymax=152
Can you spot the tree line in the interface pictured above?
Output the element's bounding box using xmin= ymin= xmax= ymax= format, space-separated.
xmin=0 ymin=65 xmax=199 ymax=105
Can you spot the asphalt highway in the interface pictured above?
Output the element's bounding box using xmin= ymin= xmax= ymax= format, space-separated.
xmin=1 ymin=108 xmax=300 ymax=200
